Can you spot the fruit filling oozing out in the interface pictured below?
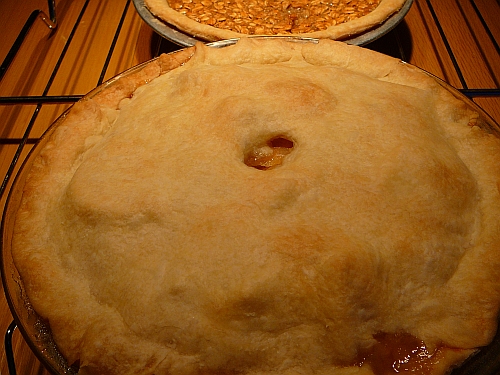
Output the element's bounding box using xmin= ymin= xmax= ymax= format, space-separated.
xmin=244 ymin=136 xmax=295 ymax=170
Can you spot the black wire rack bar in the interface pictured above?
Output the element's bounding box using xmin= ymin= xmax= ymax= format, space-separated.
xmin=425 ymin=0 xmax=469 ymax=89
xmin=0 ymin=138 xmax=41 ymax=145
xmin=461 ymin=88 xmax=500 ymax=98
xmin=0 ymin=0 xmax=57 ymax=82
xmin=4 ymin=322 xmax=17 ymax=375
xmin=469 ymin=0 xmax=500 ymax=56
xmin=0 ymin=96 xmax=83 ymax=104
xmin=98 ymin=0 xmax=133 ymax=86
xmin=425 ymin=0 xmax=500 ymax=93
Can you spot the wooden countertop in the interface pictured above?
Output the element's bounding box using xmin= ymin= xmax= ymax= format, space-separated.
xmin=0 ymin=0 xmax=499 ymax=373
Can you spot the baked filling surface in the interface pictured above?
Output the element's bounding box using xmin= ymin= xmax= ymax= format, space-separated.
xmin=144 ymin=0 xmax=406 ymax=41
xmin=10 ymin=39 xmax=500 ymax=375
xmin=167 ymin=0 xmax=382 ymax=35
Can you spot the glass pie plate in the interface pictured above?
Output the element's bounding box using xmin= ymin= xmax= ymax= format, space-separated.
xmin=132 ymin=0 xmax=414 ymax=47
xmin=1 ymin=39 xmax=500 ymax=375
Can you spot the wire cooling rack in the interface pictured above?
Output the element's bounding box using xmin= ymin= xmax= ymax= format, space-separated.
xmin=0 ymin=0 xmax=499 ymax=374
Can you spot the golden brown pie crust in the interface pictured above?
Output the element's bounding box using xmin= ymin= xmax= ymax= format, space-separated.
xmin=143 ymin=0 xmax=407 ymax=41
xmin=10 ymin=38 xmax=500 ymax=375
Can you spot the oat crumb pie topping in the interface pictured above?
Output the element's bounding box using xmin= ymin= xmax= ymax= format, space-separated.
xmin=144 ymin=0 xmax=406 ymax=41
xmin=9 ymin=38 xmax=500 ymax=375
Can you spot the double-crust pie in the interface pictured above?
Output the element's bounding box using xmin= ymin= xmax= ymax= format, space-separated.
xmin=143 ymin=0 xmax=407 ymax=41
xmin=8 ymin=38 xmax=500 ymax=375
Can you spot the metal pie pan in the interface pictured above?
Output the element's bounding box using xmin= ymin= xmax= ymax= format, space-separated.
xmin=133 ymin=0 xmax=414 ymax=47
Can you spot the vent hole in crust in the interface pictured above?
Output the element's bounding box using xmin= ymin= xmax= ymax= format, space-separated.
xmin=244 ymin=136 xmax=295 ymax=170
